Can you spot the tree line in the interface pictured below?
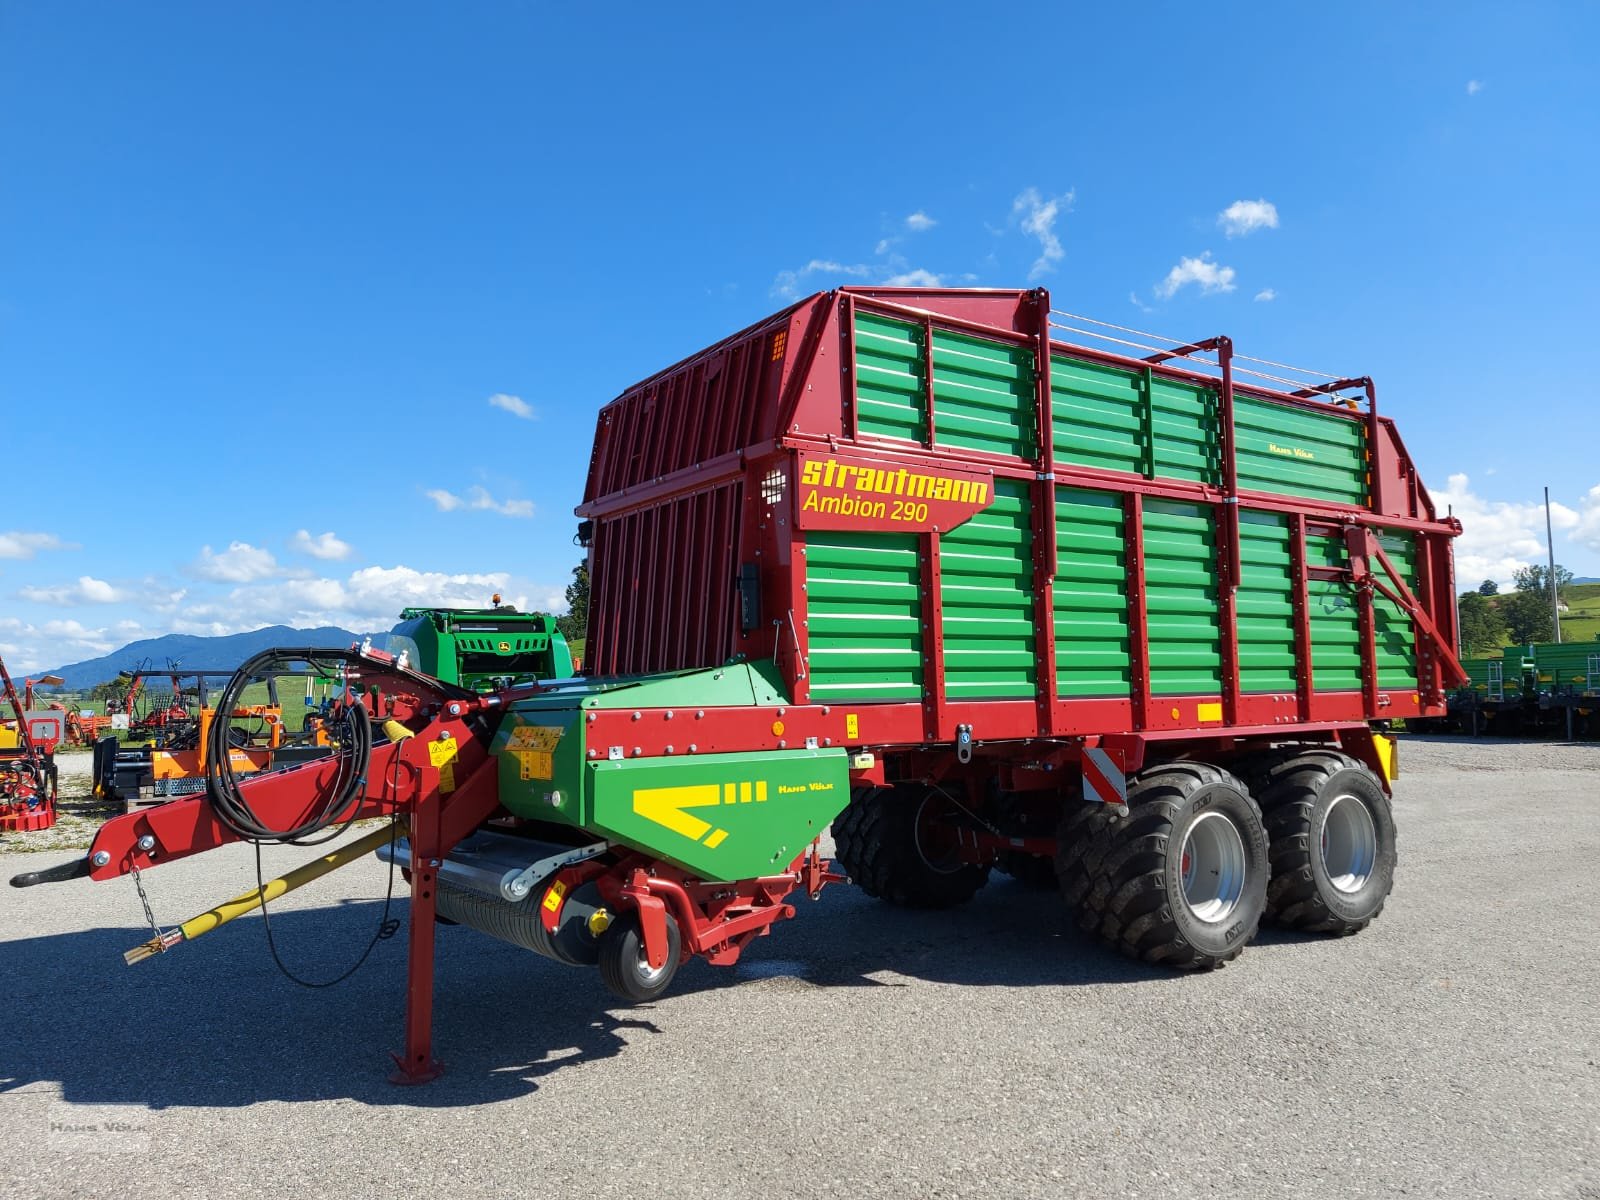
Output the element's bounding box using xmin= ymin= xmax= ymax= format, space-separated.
xmin=1458 ymin=564 xmax=1573 ymax=654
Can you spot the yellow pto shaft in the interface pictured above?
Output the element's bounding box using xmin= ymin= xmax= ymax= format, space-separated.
xmin=124 ymin=823 xmax=398 ymax=965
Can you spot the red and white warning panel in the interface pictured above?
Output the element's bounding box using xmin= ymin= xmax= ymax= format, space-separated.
xmin=1082 ymin=747 xmax=1128 ymax=814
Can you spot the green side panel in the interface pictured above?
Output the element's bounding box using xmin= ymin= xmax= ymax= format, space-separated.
xmin=1142 ymin=500 xmax=1222 ymax=695
xmin=1049 ymin=354 xmax=1219 ymax=486
xmin=588 ymin=749 xmax=849 ymax=880
xmin=939 ymin=478 xmax=1036 ymax=699
xmin=1373 ymin=533 xmax=1418 ymax=690
xmin=1149 ymin=375 xmax=1220 ymax=485
xmin=1531 ymin=640 xmax=1600 ymax=691
xmin=491 ymin=666 xmax=849 ymax=880
xmin=854 ymin=311 xmax=925 ymax=442
xmin=931 ymin=328 xmax=1033 ymax=459
xmin=1235 ymin=510 xmax=1298 ymax=694
xmin=1050 ymin=355 xmax=1146 ymax=476
xmin=805 ymin=530 xmax=924 ymax=702
xmin=1053 ymin=486 xmax=1131 ymax=698
xmin=1234 ymin=395 xmax=1368 ymax=506
xmin=1307 ymin=534 xmax=1363 ymax=692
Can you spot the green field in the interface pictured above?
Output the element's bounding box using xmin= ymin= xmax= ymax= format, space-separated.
xmin=1559 ymin=582 xmax=1600 ymax=643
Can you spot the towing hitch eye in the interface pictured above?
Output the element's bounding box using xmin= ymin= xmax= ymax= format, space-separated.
xmin=10 ymin=855 xmax=92 ymax=888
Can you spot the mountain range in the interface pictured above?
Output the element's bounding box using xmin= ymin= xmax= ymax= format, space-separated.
xmin=43 ymin=625 xmax=366 ymax=690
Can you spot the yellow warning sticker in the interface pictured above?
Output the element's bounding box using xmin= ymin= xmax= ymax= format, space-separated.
xmin=541 ymin=879 xmax=568 ymax=913
xmin=438 ymin=762 xmax=456 ymax=795
xmin=515 ymin=750 xmax=554 ymax=780
xmin=429 ymin=736 xmax=459 ymax=767
xmin=507 ymin=724 xmax=564 ymax=753
xmin=845 ymin=713 xmax=859 ymax=740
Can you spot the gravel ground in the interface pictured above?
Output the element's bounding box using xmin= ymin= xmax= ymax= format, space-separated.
xmin=1 ymin=736 xmax=1597 ymax=1199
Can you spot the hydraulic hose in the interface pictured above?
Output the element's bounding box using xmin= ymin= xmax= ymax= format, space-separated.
xmin=204 ymin=649 xmax=373 ymax=845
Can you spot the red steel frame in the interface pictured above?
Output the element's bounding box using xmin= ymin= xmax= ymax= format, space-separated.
xmin=73 ymin=652 xmax=845 ymax=1083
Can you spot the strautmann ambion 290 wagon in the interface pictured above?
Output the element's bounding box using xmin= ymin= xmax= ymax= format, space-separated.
xmin=16 ymin=288 xmax=1467 ymax=1082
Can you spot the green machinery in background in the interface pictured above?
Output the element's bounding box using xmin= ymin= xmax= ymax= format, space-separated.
xmin=1450 ymin=637 xmax=1600 ymax=737
xmin=387 ymin=605 xmax=574 ymax=691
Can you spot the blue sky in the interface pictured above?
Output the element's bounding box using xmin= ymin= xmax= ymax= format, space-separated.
xmin=3 ymin=2 xmax=1598 ymax=672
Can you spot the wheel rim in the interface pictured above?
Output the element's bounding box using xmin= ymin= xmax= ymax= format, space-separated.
xmin=911 ymin=791 xmax=967 ymax=875
xmin=633 ymin=939 xmax=670 ymax=986
xmin=1321 ymin=793 xmax=1378 ymax=893
xmin=1179 ymin=811 xmax=1247 ymax=924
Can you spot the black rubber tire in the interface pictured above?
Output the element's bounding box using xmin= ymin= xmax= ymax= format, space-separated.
xmin=1071 ymin=762 xmax=1268 ymax=971
xmin=1254 ymin=749 xmax=1396 ymax=935
xmin=597 ymin=910 xmax=681 ymax=1003
xmin=831 ymin=784 xmax=990 ymax=908
xmin=1052 ymin=799 xmax=1111 ymax=909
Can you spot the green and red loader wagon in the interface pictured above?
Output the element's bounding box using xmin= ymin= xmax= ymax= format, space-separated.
xmin=13 ymin=287 xmax=1467 ymax=1083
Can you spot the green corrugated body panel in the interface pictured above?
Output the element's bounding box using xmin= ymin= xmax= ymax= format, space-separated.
xmin=1142 ymin=500 xmax=1222 ymax=694
xmin=1373 ymin=533 xmax=1417 ymax=689
xmin=1234 ymin=396 xmax=1368 ymax=506
xmin=1048 ymin=354 xmax=1219 ymax=486
xmin=939 ymin=478 xmax=1036 ymax=699
xmin=854 ymin=311 xmax=925 ymax=442
xmin=805 ymin=530 xmax=924 ymax=702
xmin=931 ymin=328 xmax=1033 ymax=458
xmin=1050 ymin=356 xmax=1146 ymax=475
xmin=1307 ymin=534 xmax=1363 ymax=692
xmin=1235 ymin=511 xmax=1298 ymax=694
xmin=1304 ymin=532 xmax=1418 ymax=692
xmin=1149 ymin=376 xmax=1220 ymax=485
xmin=1053 ymin=486 xmax=1131 ymax=697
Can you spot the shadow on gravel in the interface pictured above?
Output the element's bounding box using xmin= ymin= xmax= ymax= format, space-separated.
xmin=0 ymin=877 xmax=1169 ymax=1109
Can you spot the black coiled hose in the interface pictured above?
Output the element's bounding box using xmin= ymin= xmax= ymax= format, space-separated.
xmin=204 ymin=648 xmax=373 ymax=845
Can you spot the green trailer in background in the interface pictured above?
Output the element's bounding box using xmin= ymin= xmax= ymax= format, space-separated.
xmin=1449 ymin=637 xmax=1600 ymax=738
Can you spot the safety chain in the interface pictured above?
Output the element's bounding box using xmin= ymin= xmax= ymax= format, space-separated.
xmin=130 ymin=864 xmax=165 ymax=944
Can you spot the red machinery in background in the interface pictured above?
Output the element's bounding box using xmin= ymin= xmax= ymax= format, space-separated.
xmin=0 ymin=655 xmax=59 ymax=832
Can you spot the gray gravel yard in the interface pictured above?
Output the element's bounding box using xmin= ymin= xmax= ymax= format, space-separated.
xmin=1 ymin=736 xmax=1597 ymax=1199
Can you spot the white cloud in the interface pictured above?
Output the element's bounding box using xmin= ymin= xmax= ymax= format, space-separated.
xmin=905 ymin=211 xmax=936 ymax=232
xmin=291 ymin=529 xmax=353 ymax=561
xmin=1155 ymin=253 xmax=1237 ymax=299
xmin=1012 ymin=187 xmax=1074 ymax=279
xmin=170 ymin=565 xmax=569 ymax=638
xmin=1255 ymin=288 xmax=1277 ymax=302
xmin=1466 ymin=80 xmax=1483 ymax=95
xmin=1128 ymin=291 xmax=1156 ymax=314
xmin=194 ymin=541 xmax=281 ymax=583
xmin=426 ymin=486 xmax=534 ymax=518
xmin=0 ymin=614 xmax=133 ymax=672
xmin=488 ymin=392 xmax=536 ymax=420
xmin=0 ymin=531 xmax=72 ymax=560
xmin=1218 ymin=199 xmax=1279 ymax=237
xmin=1571 ymin=484 xmax=1600 ymax=554
xmin=1431 ymin=474 xmax=1581 ymax=586
xmin=18 ymin=575 xmax=125 ymax=605
xmin=771 ymin=259 xmax=872 ymax=299
xmin=882 ymin=269 xmax=944 ymax=287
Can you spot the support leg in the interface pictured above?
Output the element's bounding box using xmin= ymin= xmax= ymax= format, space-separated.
xmin=390 ymin=802 xmax=445 ymax=1085
xmin=389 ymin=857 xmax=444 ymax=1084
